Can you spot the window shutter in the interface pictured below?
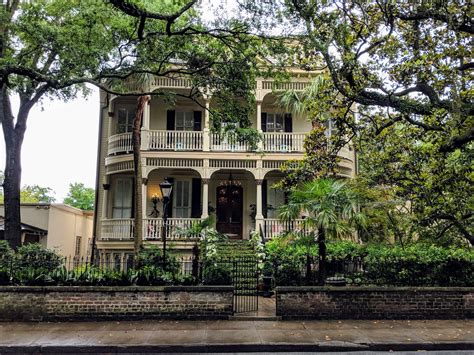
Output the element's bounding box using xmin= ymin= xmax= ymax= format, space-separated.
xmin=166 ymin=177 xmax=174 ymax=218
xmin=284 ymin=113 xmax=293 ymax=132
xmin=166 ymin=110 xmax=175 ymax=130
xmin=193 ymin=111 xmax=202 ymax=131
xmin=191 ymin=178 xmax=202 ymax=218
xmin=262 ymin=179 xmax=268 ymax=218
xmin=261 ymin=112 xmax=267 ymax=132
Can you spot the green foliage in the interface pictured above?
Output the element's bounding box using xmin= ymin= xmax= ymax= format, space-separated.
xmin=363 ymin=244 xmax=474 ymax=287
xmin=279 ymin=178 xmax=366 ymax=239
xmin=265 ymin=236 xmax=474 ymax=287
xmin=202 ymin=263 xmax=232 ymax=285
xmin=63 ymin=183 xmax=94 ymax=210
xmin=20 ymin=185 xmax=56 ymax=203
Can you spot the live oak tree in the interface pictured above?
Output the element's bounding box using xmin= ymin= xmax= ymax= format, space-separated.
xmin=0 ymin=0 xmax=140 ymax=249
xmin=1 ymin=0 xmax=266 ymax=255
xmin=242 ymin=0 xmax=473 ymax=246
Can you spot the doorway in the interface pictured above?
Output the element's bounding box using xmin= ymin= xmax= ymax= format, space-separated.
xmin=216 ymin=184 xmax=243 ymax=238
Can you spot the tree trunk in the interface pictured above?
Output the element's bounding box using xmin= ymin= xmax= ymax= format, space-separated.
xmin=317 ymin=229 xmax=326 ymax=285
xmin=0 ymin=88 xmax=26 ymax=250
xmin=132 ymin=95 xmax=150 ymax=262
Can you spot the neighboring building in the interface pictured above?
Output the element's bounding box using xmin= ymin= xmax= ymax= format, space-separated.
xmin=94 ymin=72 xmax=356 ymax=261
xmin=0 ymin=203 xmax=93 ymax=258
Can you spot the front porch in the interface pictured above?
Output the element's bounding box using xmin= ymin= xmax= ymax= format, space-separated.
xmin=99 ymin=168 xmax=305 ymax=243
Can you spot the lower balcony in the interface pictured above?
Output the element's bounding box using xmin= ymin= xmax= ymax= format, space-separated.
xmin=100 ymin=217 xmax=307 ymax=242
xmin=100 ymin=218 xmax=202 ymax=241
xmin=261 ymin=218 xmax=308 ymax=241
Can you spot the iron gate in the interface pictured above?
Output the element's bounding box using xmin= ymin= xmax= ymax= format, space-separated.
xmin=231 ymin=256 xmax=259 ymax=313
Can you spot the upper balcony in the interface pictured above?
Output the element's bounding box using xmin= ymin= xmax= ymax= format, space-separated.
xmin=107 ymin=130 xmax=307 ymax=155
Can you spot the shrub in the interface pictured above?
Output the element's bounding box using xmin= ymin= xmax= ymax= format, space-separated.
xmin=202 ymin=263 xmax=232 ymax=285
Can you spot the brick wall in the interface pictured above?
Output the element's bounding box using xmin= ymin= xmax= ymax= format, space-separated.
xmin=0 ymin=286 xmax=233 ymax=321
xmin=276 ymin=286 xmax=474 ymax=320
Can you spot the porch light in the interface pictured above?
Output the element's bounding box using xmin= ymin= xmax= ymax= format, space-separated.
xmin=159 ymin=179 xmax=173 ymax=200
xmin=218 ymin=172 xmax=241 ymax=187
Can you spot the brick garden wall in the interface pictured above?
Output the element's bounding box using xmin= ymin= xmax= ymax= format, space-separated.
xmin=0 ymin=286 xmax=233 ymax=321
xmin=276 ymin=286 xmax=474 ymax=320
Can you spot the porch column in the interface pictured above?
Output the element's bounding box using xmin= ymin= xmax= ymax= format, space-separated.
xmin=141 ymin=100 xmax=150 ymax=150
xmin=141 ymin=178 xmax=148 ymax=241
xmin=255 ymin=179 xmax=264 ymax=232
xmin=256 ymin=101 xmax=263 ymax=150
xmin=101 ymin=183 xmax=110 ymax=220
xmin=201 ymin=178 xmax=209 ymax=219
xmin=203 ymin=98 xmax=210 ymax=151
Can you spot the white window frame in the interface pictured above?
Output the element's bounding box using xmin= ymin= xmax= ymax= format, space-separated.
xmin=266 ymin=113 xmax=285 ymax=132
xmin=116 ymin=106 xmax=135 ymax=134
xmin=266 ymin=180 xmax=285 ymax=218
xmin=173 ymin=179 xmax=192 ymax=218
xmin=112 ymin=177 xmax=133 ymax=218
xmin=175 ymin=111 xmax=194 ymax=131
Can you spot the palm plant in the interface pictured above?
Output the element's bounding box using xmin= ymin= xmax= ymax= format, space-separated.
xmin=279 ymin=178 xmax=366 ymax=285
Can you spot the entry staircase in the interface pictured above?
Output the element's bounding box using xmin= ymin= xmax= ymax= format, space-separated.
xmin=215 ymin=240 xmax=257 ymax=259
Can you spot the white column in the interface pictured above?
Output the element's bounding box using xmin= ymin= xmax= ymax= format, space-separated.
xmin=201 ymin=179 xmax=209 ymax=219
xmin=203 ymin=99 xmax=210 ymax=151
xmin=256 ymin=101 xmax=263 ymax=151
xmin=101 ymin=187 xmax=109 ymax=220
xmin=141 ymin=101 xmax=150 ymax=150
xmin=255 ymin=179 xmax=264 ymax=232
xmin=256 ymin=101 xmax=262 ymax=131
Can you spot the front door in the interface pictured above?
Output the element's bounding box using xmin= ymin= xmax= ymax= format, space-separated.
xmin=216 ymin=184 xmax=243 ymax=238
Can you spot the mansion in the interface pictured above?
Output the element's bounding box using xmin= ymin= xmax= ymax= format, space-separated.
xmin=94 ymin=72 xmax=356 ymax=260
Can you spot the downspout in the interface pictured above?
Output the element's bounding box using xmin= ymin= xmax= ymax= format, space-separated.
xmin=91 ymin=93 xmax=109 ymax=264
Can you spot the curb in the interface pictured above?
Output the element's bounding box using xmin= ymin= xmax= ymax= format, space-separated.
xmin=0 ymin=342 xmax=473 ymax=353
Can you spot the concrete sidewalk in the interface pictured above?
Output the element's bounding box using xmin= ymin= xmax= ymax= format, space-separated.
xmin=0 ymin=319 xmax=472 ymax=353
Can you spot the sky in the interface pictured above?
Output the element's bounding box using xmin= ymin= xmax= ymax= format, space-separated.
xmin=0 ymin=87 xmax=100 ymax=201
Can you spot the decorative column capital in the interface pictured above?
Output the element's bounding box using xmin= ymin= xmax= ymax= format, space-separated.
xmin=256 ymin=179 xmax=263 ymax=185
xmin=102 ymin=183 xmax=110 ymax=190
xmin=202 ymin=178 xmax=210 ymax=184
xmin=142 ymin=178 xmax=148 ymax=186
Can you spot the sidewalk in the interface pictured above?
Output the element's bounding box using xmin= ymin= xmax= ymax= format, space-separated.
xmin=0 ymin=319 xmax=472 ymax=353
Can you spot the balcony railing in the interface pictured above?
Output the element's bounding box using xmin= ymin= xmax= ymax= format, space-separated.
xmin=100 ymin=219 xmax=134 ymax=240
xmin=148 ymin=130 xmax=202 ymax=151
xmin=262 ymin=218 xmax=308 ymax=240
xmin=210 ymin=133 xmax=250 ymax=152
xmin=108 ymin=133 xmax=133 ymax=155
xmin=263 ymin=132 xmax=305 ymax=152
xmin=100 ymin=218 xmax=202 ymax=241
xmin=144 ymin=218 xmax=203 ymax=240
xmin=107 ymin=131 xmax=349 ymax=156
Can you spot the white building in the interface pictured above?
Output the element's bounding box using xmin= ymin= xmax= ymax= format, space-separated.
xmin=94 ymin=72 xmax=356 ymax=262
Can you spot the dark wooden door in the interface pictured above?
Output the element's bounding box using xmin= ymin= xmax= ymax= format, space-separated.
xmin=216 ymin=185 xmax=243 ymax=238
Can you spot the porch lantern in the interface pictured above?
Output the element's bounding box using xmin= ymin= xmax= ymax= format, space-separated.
xmin=159 ymin=179 xmax=173 ymax=264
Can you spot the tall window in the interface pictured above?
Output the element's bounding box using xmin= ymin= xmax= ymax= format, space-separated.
xmin=267 ymin=184 xmax=285 ymax=218
xmin=112 ymin=178 xmax=133 ymax=218
xmin=117 ymin=107 xmax=135 ymax=133
xmin=266 ymin=113 xmax=285 ymax=132
xmin=175 ymin=111 xmax=194 ymax=131
xmin=75 ymin=236 xmax=82 ymax=256
xmin=174 ymin=180 xmax=191 ymax=218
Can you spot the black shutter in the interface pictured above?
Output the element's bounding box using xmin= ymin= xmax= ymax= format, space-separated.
xmin=262 ymin=179 xmax=268 ymax=218
xmin=191 ymin=178 xmax=202 ymax=218
xmin=261 ymin=112 xmax=267 ymax=132
xmin=193 ymin=111 xmax=202 ymax=131
xmin=166 ymin=110 xmax=175 ymax=130
xmin=166 ymin=177 xmax=174 ymax=218
xmin=284 ymin=113 xmax=292 ymax=132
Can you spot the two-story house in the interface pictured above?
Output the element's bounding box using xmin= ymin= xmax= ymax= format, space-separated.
xmin=93 ymin=71 xmax=356 ymax=263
